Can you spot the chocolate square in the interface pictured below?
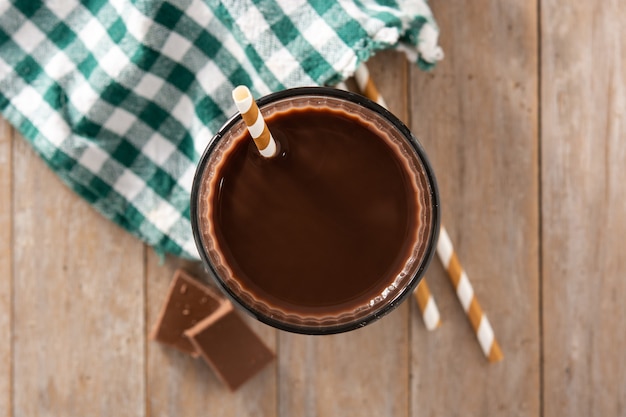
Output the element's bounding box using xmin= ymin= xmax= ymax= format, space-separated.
xmin=185 ymin=303 xmax=275 ymax=391
xmin=150 ymin=269 xmax=225 ymax=356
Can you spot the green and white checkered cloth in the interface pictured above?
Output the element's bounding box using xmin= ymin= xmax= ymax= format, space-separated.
xmin=0 ymin=0 xmax=441 ymax=259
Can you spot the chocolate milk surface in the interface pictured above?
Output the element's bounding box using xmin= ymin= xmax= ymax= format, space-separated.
xmin=208 ymin=107 xmax=421 ymax=315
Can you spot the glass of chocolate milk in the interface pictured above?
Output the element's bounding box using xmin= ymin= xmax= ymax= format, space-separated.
xmin=191 ymin=87 xmax=440 ymax=334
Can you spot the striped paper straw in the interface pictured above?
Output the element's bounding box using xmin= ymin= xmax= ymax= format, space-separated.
xmin=351 ymin=64 xmax=441 ymax=332
xmin=413 ymin=280 xmax=441 ymax=330
xmin=232 ymin=86 xmax=277 ymax=158
xmin=354 ymin=64 xmax=388 ymax=108
xmin=438 ymin=226 xmax=503 ymax=362
xmin=334 ymin=81 xmax=349 ymax=91
xmin=354 ymin=63 xmax=503 ymax=360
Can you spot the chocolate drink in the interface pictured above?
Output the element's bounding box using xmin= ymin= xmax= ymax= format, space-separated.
xmin=213 ymin=107 xmax=416 ymax=311
xmin=192 ymin=89 xmax=439 ymax=334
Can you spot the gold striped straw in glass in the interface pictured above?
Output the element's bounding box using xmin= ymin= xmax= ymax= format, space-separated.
xmin=232 ymin=85 xmax=277 ymax=158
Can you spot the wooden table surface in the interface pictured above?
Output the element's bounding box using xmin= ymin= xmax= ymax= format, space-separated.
xmin=1 ymin=1 xmax=625 ymax=415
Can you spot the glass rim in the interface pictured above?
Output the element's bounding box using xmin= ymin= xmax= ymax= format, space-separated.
xmin=190 ymin=86 xmax=440 ymax=335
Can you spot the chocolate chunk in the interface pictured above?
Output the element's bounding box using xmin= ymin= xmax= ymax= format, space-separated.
xmin=150 ymin=269 xmax=225 ymax=356
xmin=185 ymin=303 xmax=275 ymax=391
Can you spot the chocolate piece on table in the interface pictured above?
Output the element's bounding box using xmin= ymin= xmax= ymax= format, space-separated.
xmin=150 ymin=269 xmax=225 ymax=356
xmin=185 ymin=303 xmax=275 ymax=391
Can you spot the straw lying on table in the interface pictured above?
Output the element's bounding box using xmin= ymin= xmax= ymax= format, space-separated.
xmin=437 ymin=226 xmax=503 ymax=362
xmin=349 ymin=66 xmax=442 ymax=332
xmin=335 ymin=76 xmax=441 ymax=332
xmin=413 ymin=280 xmax=442 ymax=330
xmin=354 ymin=63 xmax=503 ymax=362
xmin=354 ymin=64 xmax=388 ymax=108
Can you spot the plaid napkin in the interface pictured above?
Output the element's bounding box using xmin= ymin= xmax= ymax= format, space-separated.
xmin=0 ymin=0 xmax=441 ymax=259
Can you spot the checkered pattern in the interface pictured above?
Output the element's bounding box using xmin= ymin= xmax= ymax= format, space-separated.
xmin=0 ymin=0 xmax=441 ymax=259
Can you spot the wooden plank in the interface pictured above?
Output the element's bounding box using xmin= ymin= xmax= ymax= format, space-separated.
xmin=12 ymin=135 xmax=146 ymax=416
xmin=278 ymin=51 xmax=410 ymax=417
xmin=408 ymin=0 xmax=540 ymax=415
xmin=0 ymin=120 xmax=12 ymax=417
xmin=541 ymin=1 xmax=626 ymax=415
xmin=145 ymin=253 xmax=277 ymax=416
xmin=278 ymin=312 xmax=409 ymax=417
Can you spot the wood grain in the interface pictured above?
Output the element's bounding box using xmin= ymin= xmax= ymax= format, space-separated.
xmin=145 ymin=253 xmax=277 ymax=417
xmin=4 ymin=1 xmax=626 ymax=413
xmin=277 ymin=51 xmax=410 ymax=417
xmin=12 ymin=135 xmax=146 ymax=417
xmin=541 ymin=0 xmax=626 ymax=415
xmin=408 ymin=0 xmax=540 ymax=415
xmin=278 ymin=312 xmax=409 ymax=417
xmin=0 ymin=120 xmax=12 ymax=416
